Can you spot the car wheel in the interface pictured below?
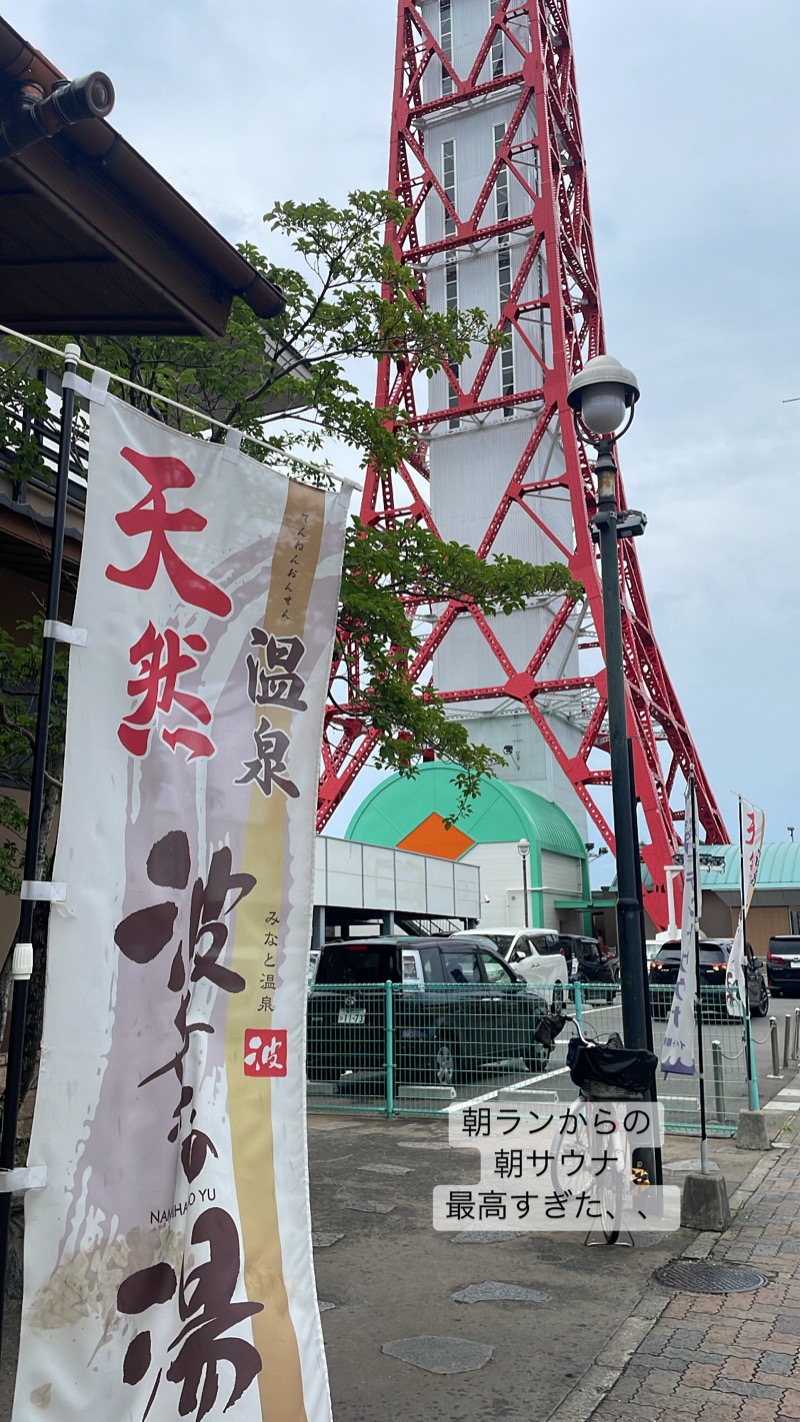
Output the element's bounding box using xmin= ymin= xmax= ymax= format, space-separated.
xmin=430 ymin=1037 xmax=458 ymax=1088
xmin=552 ymin=983 xmax=565 ymax=1012
xmin=752 ymin=984 xmax=770 ymax=1018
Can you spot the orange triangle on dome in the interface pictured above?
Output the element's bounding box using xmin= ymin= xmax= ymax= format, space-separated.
xmin=398 ymin=812 xmax=474 ymax=861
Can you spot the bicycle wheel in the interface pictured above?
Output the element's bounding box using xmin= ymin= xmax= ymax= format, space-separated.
xmin=550 ymin=1100 xmax=623 ymax=1243
xmin=550 ymin=1104 xmax=595 ymax=1198
xmin=597 ymin=1160 xmax=623 ymax=1245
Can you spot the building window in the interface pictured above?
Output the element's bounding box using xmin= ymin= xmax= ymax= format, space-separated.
xmin=445 ymin=259 xmax=458 ymax=312
xmin=443 ymin=138 xmax=456 ymax=236
xmin=490 ymin=0 xmax=504 ymax=77
xmin=501 ymin=343 xmax=514 ymax=413
xmin=498 ymin=242 xmax=511 ymax=309
xmin=448 ymin=363 xmax=460 ymax=429
xmin=441 ymin=0 xmax=453 ymax=95
xmin=494 ymin=122 xmax=509 ymax=224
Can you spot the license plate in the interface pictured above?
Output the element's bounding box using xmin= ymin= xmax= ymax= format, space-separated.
xmin=338 ymin=1010 xmax=365 ymax=1026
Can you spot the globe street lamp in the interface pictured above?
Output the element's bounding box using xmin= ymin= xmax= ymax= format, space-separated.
xmin=567 ymin=355 xmax=651 ymax=1057
xmin=517 ymin=838 xmax=531 ymax=928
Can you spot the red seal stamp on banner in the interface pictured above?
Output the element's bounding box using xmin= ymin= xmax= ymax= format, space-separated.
xmin=244 ymin=1028 xmax=287 ymax=1077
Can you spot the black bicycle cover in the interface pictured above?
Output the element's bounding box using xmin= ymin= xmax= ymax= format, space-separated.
xmin=566 ymin=1036 xmax=657 ymax=1096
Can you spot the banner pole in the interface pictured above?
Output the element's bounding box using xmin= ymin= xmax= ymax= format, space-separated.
xmin=690 ymin=771 xmax=709 ymax=1172
xmin=0 ymin=344 xmax=79 ymax=1352
xmin=737 ymin=797 xmax=758 ymax=1111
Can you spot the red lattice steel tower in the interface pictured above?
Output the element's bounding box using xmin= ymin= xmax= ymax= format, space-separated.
xmin=317 ymin=0 xmax=727 ymax=926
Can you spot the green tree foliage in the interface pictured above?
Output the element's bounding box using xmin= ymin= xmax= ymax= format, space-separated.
xmin=0 ymin=189 xmax=581 ymax=854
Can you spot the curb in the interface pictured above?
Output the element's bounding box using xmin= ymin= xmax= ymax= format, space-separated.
xmin=543 ymin=1100 xmax=799 ymax=1422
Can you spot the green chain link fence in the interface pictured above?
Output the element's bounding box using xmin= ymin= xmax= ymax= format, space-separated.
xmin=306 ymin=979 xmax=753 ymax=1134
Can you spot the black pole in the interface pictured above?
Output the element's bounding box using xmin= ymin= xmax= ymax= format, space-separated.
xmin=626 ymin=735 xmax=662 ymax=1187
xmin=0 ymin=345 xmax=79 ymax=1352
xmin=689 ymin=772 xmax=709 ymax=1167
xmin=592 ymin=440 xmax=650 ymax=1055
xmin=521 ymin=853 xmax=529 ymax=927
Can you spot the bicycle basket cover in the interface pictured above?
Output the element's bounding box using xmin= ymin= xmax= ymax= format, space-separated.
xmin=568 ymin=1039 xmax=657 ymax=1095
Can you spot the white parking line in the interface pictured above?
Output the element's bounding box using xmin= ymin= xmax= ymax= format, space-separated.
xmin=443 ymin=1064 xmax=572 ymax=1114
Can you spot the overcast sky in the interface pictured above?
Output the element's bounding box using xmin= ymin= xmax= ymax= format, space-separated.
xmin=10 ymin=0 xmax=800 ymax=852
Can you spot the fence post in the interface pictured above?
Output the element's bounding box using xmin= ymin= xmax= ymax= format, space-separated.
xmin=784 ymin=1014 xmax=792 ymax=1071
xmin=793 ymin=1008 xmax=800 ymax=1062
xmin=768 ymin=1017 xmax=783 ymax=1079
xmin=711 ymin=1039 xmax=724 ymax=1123
xmin=385 ymin=981 xmax=394 ymax=1119
xmin=746 ymin=1013 xmax=761 ymax=1112
xmin=573 ymin=979 xmax=583 ymax=1029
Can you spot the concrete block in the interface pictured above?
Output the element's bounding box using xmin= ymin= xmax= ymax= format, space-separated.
xmin=736 ymin=1110 xmax=771 ymax=1151
xmin=680 ymin=1172 xmax=732 ymax=1232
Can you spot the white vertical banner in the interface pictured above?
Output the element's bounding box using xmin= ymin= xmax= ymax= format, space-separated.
xmin=661 ymin=777 xmax=701 ymax=1076
xmin=726 ymin=798 xmax=766 ymax=1018
xmin=14 ymin=392 xmax=352 ymax=1422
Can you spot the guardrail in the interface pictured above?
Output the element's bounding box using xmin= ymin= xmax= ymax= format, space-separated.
xmin=305 ymin=980 xmax=751 ymax=1134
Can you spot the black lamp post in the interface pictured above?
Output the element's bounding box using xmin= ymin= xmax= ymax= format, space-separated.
xmin=517 ymin=838 xmax=530 ymax=927
xmin=566 ymin=355 xmax=651 ymax=1059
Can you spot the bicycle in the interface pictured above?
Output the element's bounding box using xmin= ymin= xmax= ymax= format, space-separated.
xmin=550 ymin=1019 xmax=658 ymax=1245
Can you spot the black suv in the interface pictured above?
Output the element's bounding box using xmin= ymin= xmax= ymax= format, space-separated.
xmin=767 ymin=936 xmax=800 ymax=997
xmin=307 ymin=936 xmax=556 ymax=1088
xmin=649 ymin=939 xmax=769 ymax=1017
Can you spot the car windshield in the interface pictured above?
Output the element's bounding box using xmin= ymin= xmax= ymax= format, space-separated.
xmin=316 ymin=944 xmax=403 ymax=984
xmin=477 ymin=934 xmax=513 ymax=954
xmin=655 ymin=946 xmax=727 ymax=965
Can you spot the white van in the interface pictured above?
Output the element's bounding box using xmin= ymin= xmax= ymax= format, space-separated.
xmin=450 ymin=927 xmax=568 ymax=1000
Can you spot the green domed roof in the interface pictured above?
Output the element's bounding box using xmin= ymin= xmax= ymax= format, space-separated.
xmin=345 ymin=763 xmax=587 ymax=862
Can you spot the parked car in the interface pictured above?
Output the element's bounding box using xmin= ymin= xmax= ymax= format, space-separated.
xmin=449 ymin=927 xmax=568 ymax=1004
xmin=767 ymin=936 xmax=800 ymax=997
xmin=307 ymin=936 xmax=558 ymax=1088
xmin=558 ymin=934 xmax=617 ymax=1001
xmin=649 ymin=939 xmax=769 ymax=1018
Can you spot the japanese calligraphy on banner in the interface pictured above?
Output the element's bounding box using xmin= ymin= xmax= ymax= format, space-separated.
xmin=14 ymin=393 xmax=351 ymax=1422
xmin=661 ymin=776 xmax=702 ymax=1077
xmin=726 ymin=798 xmax=766 ymax=1018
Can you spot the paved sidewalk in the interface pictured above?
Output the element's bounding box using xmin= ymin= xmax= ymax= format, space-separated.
xmin=555 ymin=1123 xmax=800 ymax=1422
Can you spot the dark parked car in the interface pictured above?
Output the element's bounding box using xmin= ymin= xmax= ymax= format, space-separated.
xmin=649 ymin=939 xmax=769 ymax=1018
xmin=307 ymin=936 xmax=557 ymax=1088
xmin=558 ymin=935 xmax=617 ymax=1001
xmin=767 ymin=936 xmax=800 ymax=997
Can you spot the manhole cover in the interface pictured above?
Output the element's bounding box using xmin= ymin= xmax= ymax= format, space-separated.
xmin=653 ymin=1261 xmax=768 ymax=1295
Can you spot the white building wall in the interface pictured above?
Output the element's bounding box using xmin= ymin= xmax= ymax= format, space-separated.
xmin=460 ymin=842 xmax=584 ymax=930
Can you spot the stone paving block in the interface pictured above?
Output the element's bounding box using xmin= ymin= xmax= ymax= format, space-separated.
xmin=593 ymin=1404 xmax=654 ymax=1421
xmin=703 ymin=1324 xmax=739 ymax=1345
xmin=699 ymin=1401 xmax=745 ymax=1422
xmin=779 ymin=1400 xmax=800 ymax=1420
xmin=761 ymin=1349 xmax=796 ymax=1375
xmin=718 ymin=1355 xmax=756 ymax=1381
xmin=739 ymin=1402 xmax=791 ymax=1422
xmin=648 ymin=1384 xmax=716 ymax=1415
xmin=713 ymin=1376 xmax=784 ymax=1399
xmin=778 ymin=1314 xmax=800 ymax=1334
xmin=681 ymin=1361 xmax=719 ymax=1388
xmin=638 ymin=1366 xmax=681 ymax=1395
xmin=666 ymin=1325 xmax=706 ymax=1347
